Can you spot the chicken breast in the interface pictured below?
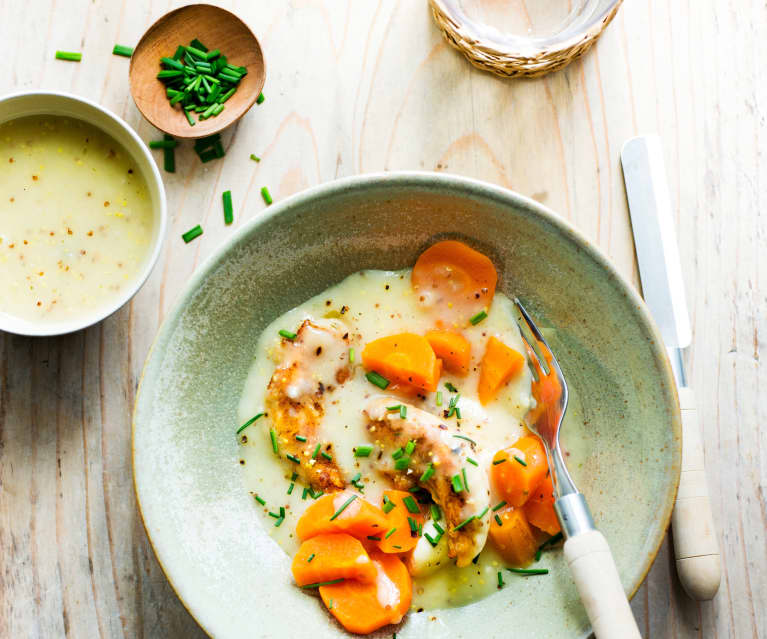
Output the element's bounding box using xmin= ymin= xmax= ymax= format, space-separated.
xmin=363 ymin=398 xmax=490 ymax=566
xmin=266 ymin=318 xmax=352 ymax=491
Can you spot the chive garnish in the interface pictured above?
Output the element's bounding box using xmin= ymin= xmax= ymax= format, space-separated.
xmin=268 ymin=511 xmax=281 ymax=518
xmin=394 ymin=457 xmax=410 ymax=471
xmin=453 ymin=515 xmax=475 ymax=531
xmin=55 ymin=51 xmax=82 ymax=61
xmin=329 ymin=495 xmax=357 ymax=521
xmin=382 ymin=496 xmax=395 ymax=514
xmin=392 ymin=448 xmax=404 ymax=460
xmin=445 ymin=382 xmax=459 ymax=393
xmin=301 ymin=578 xmax=345 ymax=589
xmin=469 ymin=310 xmax=488 ymax=325
xmin=295 ymin=435 xmax=307 ymax=442
xmin=274 ymin=517 xmax=284 ymax=527
xmin=270 ymin=429 xmax=279 ymax=454
xmin=222 ymin=190 xmax=233 ymax=225
xmin=148 ymin=139 xmax=178 ymax=149
xmin=321 ymin=451 xmax=332 ymax=461
xmin=367 ymin=535 xmax=382 ymax=542
xmin=455 ymin=406 xmax=462 ymax=419
xmin=351 ymin=473 xmax=364 ymax=491
xmin=402 ymin=496 xmax=420 ymax=514
xmin=407 ymin=516 xmax=418 ymax=533
xmin=384 ymin=527 xmax=396 ymax=539
xmin=256 ymin=92 xmax=265 ymax=104
xmin=435 ymin=391 xmax=443 ymax=406
xmin=477 ymin=506 xmax=489 ymax=519
xmin=279 ymin=329 xmax=297 ymax=340
xmin=400 ymin=405 xmax=408 ymax=419
xmin=236 ymin=412 xmax=264 ymax=434
xmin=301 ymin=487 xmax=309 ymax=500
xmin=495 ymin=514 xmax=503 ymax=526
xmin=348 ymin=347 xmax=355 ymax=363
xmin=430 ymin=504 xmax=441 ymax=521
xmin=307 ymin=553 xmax=315 ymax=562
xmin=286 ymin=453 xmax=300 ymax=464
xmin=312 ymin=490 xmax=324 ymax=500
xmin=250 ymin=154 xmax=261 ymax=162
xmin=462 ymin=467 xmax=469 ymax=492
xmin=535 ymin=549 xmax=542 ymax=562
xmin=507 ymin=568 xmax=549 ymax=576
xmin=497 ymin=571 xmax=505 ymax=588
xmin=312 ymin=443 xmax=321 ymax=459
xmin=513 ymin=455 xmax=528 ymax=467
xmin=451 ymin=474 xmax=464 ymax=493
xmin=291 ymin=472 xmax=298 ymax=481
xmin=392 ymin=545 xmax=402 ymax=549
xmin=387 ymin=404 xmax=402 ymax=412
xmin=420 ymin=463 xmax=435 ymax=482
xmin=354 ymin=445 xmax=373 ymax=457
xmin=453 ymin=434 xmax=476 ymax=446
xmin=287 ymin=483 xmax=294 ymax=495
xmin=424 ymin=532 xmax=439 ymax=547
xmin=404 ymin=440 xmax=415 ymax=455
xmin=253 ymin=494 xmax=265 ymax=506
xmin=182 ymin=225 xmax=203 ymax=243
xmin=433 ymin=522 xmax=445 ymax=535
xmin=492 ymin=458 xmax=507 ymax=465
xmin=112 ymin=44 xmax=134 ymax=57
xmin=261 ymin=186 xmax=273 ymax=205
xmin=365 ymin=371 xmax=389 ymax=389
xmin=467 ymin=457 xmax=478 ymax=466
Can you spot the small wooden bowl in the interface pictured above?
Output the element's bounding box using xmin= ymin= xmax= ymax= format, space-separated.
xmin=129 ymin=4 xmax=265 ymax=139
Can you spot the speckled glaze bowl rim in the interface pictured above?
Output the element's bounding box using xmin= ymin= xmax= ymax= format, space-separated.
xmin=0 ymin=90 xmax=168 ymax=337
xmin=133 ymin=171 xmax=681 ymax=637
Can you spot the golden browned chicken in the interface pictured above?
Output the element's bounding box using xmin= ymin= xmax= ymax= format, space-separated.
xmin=363 ymin=398 xmax=490 ymax=566
xmin=266 ymin=318 xmax=352 ymax=492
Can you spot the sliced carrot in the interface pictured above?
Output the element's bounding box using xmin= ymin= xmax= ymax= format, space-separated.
xmin=296 ymin=492 xmax=389 ymax=541
xmin=362 ymin=333 xmax=442 ymax=392
xmin=491 ymin=435 xmax=548 ymax=507
xmin=478 ymin=336 xmax=525 ymax=405
xmin=523 ymin=475 xmax=561 ymax=536
xmin=319 ymin=551 xmax=412 ymax=634
xmin=412 ymin=240 xmax=497 ymax=324
xmin=488 ymin=505 xmax=538 ymax=567
xmin=425 ymin=329 xmax=471 ymax=376
xmin=376 ymin=490 xmax=426 ymax=554
xmin=292 ymin=533 xmax=377 ymax=586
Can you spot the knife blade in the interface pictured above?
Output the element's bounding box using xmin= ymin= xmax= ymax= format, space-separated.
xmin=621 ymin=135 xmax=721 ymax=601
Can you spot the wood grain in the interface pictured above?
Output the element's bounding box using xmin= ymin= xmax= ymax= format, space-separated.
xmin=0 ymin=0 xmax=764 ymax=637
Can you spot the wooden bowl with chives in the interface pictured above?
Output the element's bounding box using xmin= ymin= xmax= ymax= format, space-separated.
xmin=129 ymin=4 xmax=265 ymax=139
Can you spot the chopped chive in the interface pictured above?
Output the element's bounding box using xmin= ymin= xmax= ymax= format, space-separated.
xmin=514 ymin=455 xmax=528 ymax=467
xmin=430 ymin=504 xmax=441 ymax=521
xmin=445 ymin=382 xmax=459 ymax=393
xmin=56 ymin=51 xmax=82 ymax=61
xmin=218 ymin=87 xmax=236 ymax=103
xmin=497 ymin=571 xmax=505 ymax=588
xmin=435 ymin=391 xmax=443 ymax=406
xmin=321 ymin=451 xmax=332 ymax=461
xmin=286 ymin=453 xmax=301 ymax=464
xmin=384 ymin=527 xmax=396 ymax=539
xmin=277 ymin=517 xmax=285 ymax=528
xmin=402 ymin=496 xmax=420 ymax=514
xmin=492 ymin=458 xmax=507 ymax=465
xmin=307 ymin=553 xmax=315 ymax=562
xmin=268 ymin=511 xmax=280 ymax=518
xmin=433 ymin=522 xmax=445 ymax=535
xmin=365 ymin=371 xmax=389 ymax=389
xmin=535 ymin=549 xmax=542 ymax=562
xmin=451 ymin=474 xmax=464 ymax=493
xmin=453 ymin=434 xmax=476 ymax=446
xmin=291 ymin=472 xmax=298 ymax=481
xmin=348 ymin=347 xmax=355 ymax=363
xmin=261 ymin=186 xmax=273 ymax=205
xmin=453 ymin=515 xmax=475 ymax=531
xmin=354 ymin=445 xmax=373 ymax=457
xmin=181 ymin=225 xmax=202 ymax=243
xmin=312 ymin=490 xmax=324 ymax=500
xmin=507 ymin=568 xmax=549 ymax=576
xmin=112 ymin=44 xmax=134 ymax=57
xmin=157 ymin=69 xmax=183 ymax=79
xmin=407 ymin=516 xmax=418 ymax=533
xmin=256 ymin=92 xmax=265 ymax=104
xmin=462 ymin=468 xmax=469 ymax=493
xmin=467 ymin=457 xmax=478 ymax=466
xmin=404 ymin=440 xmax=415 ymax=455
xmin=477 ymin=506 xmax=489 ymax=519
xmin=162 ymin=134 xmax=176 ymax=172
xmin=222 ymin=190 xmax=233 ymax=225
xmin=184 ymin=108 xmax=196 ymax=126
xmin=185 ymin=45 xmax=208 ymax=59
xmin=161 ymin=56 xmax=185 ymax=70
xmin=391 ymin=448 xmax=404 ymax=460
xmin=394 ymin=457 xmax=410 ymax=471
xmin=424 ymin=532 xmax=439 ymax=547
xmin=253 ymin=494 xmax=265 ymax=506
xmin=420 ymin=463 xmax=435 ymax=483
xmin=387 ymin=404 xmax=402 ymax=412
xmin=205 ymin=48 xmax=221 ymax=61
xmin=495 ymin=514 xmax=503 ymax=526
xmin=312 ymin=443 xmax=321 ymax=459
xmin=295 ymin=434 xmax=307 ymax=442
xmin=236 ymin=412 xmax=264 ymax=434
xmin=279 ymin=329 xmax=297 ymax=340
xmin=302 ymin=487 xmax=309 ymax=500
xmin=198 ymin=149 xmax=218 ymax=163
xmin=367 ymin=535 xmax=382 ymax=541
xmin=329 ymin=495 xmax=357 ymax=521
xmin=455 ymin=406 xmax=462 ymax=419
xmin=250 ymin=153 xmax=261 ymax=162
xmin=301 ymin=578 xmax=345 ymax=589
xmin=190 ymin=38 xmax=208 ymax=52
xmin=270 ymin=429 xmax=279 ymax=454
xmin=287 ymin=483 xmax=294 ymax=495
xmin=469 ymin=310 xmax=488 ymax=325
xmin=392 ymin=545 xmax=402 ymax=550
xmin=382 ymin=496 xmax=395 ymax=514
xmin=400 ymin=405 xmax=408 ymax=419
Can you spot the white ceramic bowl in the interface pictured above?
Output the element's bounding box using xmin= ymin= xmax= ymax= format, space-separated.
xmin=0 ymin=91 xmax=167 ymax=336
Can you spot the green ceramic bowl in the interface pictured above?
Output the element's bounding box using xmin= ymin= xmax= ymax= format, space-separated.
xmin=133 ymin=172 xmax=681 ymax=638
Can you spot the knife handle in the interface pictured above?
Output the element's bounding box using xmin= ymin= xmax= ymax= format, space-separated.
xmin=671 ymin=387 xmax=721 ymax=600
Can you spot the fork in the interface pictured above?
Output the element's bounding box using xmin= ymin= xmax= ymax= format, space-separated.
xmin=514 ymin=299 xmax=642 ymax=639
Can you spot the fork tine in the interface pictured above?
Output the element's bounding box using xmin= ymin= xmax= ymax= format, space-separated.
xmin=513 ymin=298 xmax=567 ymax=387
xmin=517 ymin=329 xmax=544 ymax=381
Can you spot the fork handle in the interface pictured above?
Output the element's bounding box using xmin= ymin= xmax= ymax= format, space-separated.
xmin=564 ymin=529 xmax=642 ymax=639
xmin=671 ymin=387 xmax=721 ymax=600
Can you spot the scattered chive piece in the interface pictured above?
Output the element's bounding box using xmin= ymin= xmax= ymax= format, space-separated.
xmin=287 ymin=483 xmax=294 ymax=495
xmin=467 ymin=457 xmax=478 ymax=466
xmin=312 ymin=489 xmax=324 ymax=500
xmin=301 ymin=578 xmax=345 ymax=589
xmin=348 ymin=347 xmax=355 ymax=363
xmin=286 ymin=453 xmax=301 ymax=464
xmin=365 ymin=371 xmax=389 ymax=389
xmin=222 ymin=190 xmax=233 ymax=225
xmin=184 ymin=108 xmax=196 ymax=126
xmin=497 ymin=571 xmax=505 ymax=588
xmin=268 ymin=511 xmax=280 ymax=518
xmin=302 ymin=487 xmax=310 ymax=500
xmin=112 ymin=44 xmax=134 ymax=57
xmin=392 ymin=545 xmax=402 ymax=550
xmin=329 ymin=495 xmax=357 ymax=521
xmin=149 ymin=140 xmax=178 ymax=149
xmin=55 ymin=51 xmax=82 ymax=62
xmin=256 ymin=92 xmax=265 ymax=104
xmin=404 ymin=440 xmax=415 ymax=455
xmin=270 ymin=428 xmax=279 ymax=454
xmin=400 ymin=405 xmax=408 ymax=419
xmin=420 ymin=463 xmax=435 ymax=483
xmin=295 ymin=434 xmax=307 ymax=442
xmin=493 ymin=458 xmax=507 ymax=465
xmin=391 ymin=447 xmax=404 ymax=460
xmin=394 ymin=457 xmax=410 ymax=471
xmin=367 ymin=535 xmax=382 ymax=542
xmin=435 ymin=391 xmax=443 ymax=406
xmin=354 ymin=445 xmax=373 ymax=457
xmin=384 ymin=527 xmax=397 ymax=539
xmin=307 ymin=553 xmax=315 ymax=562
xmin=181 ymin=225 xmax=202 ymax=243
xmin=279 ymin=329 xmax=297 ymax=340
xmin=535 ymin=549 xmax=542 ymax=562
xmin=407 ymin=517 xmax=418 ymax=534
xmin=250 ymin=153 xmax=261 ymax=162
xmin=351 ymin=473 xmax=364 ymax=491
xmin=254 ymin=494 xmax=265 ymax=506
xmin=445 ymin=382 xmax=459 ymax=393
xmin=507 ymin=568 xmax=549 ymax=576
xmin=261 ymin=186 xmax=273 ymax=205
xmin=276 ymin=516 xmax=284 ymax=527
xmin=236 ymin=412 xmax=264 ymax=434
xmin=477 ymin=506 xmax=489 ymax=519
xmin=190 ymin=38 xmax=208 ymax=52
xmin=453 ymin=515 xmax=475 ymax=531
xmin=433 ymin=522 xmax=445 ymax=535
xmin=424 ymin=532 xmax=439 ymax=547
xmin=495 ymin=514 xmax=503 ymax=526
xmin=492 ymin=501 xmax=507 ymax=511
xmin=291 ymin=472 xmax=298 ymax=481
xmin=162 ymin=134 xmax=176 ymax=172
xmin=430 ymin=504 xmax=441 ymax=521
xmin=451 ymin=474 xmax=464 ymax=493
xmin=402 ymin=496 xmax=420 ymax=514
xmin=469 ymin=310 xmax=488 ymax=325
xmin=312 ymin=443 xmax=321 ymax=459
xmin=387 ymin=404 xmax=402 ymax=412
xmin=382 ymin=496 xmax=396 ymax=514
xmin=514 ymin=455 xmax=528 ymax=467
xmin=455 ymin=406 xmax=462 ymax=419
xmin=453 ymin=434 xmax=476 ymax=446
xmin=462 ymin=467 xmax=469 ymax=493
xmin=321 ymin=451 xmax=332 ymax=461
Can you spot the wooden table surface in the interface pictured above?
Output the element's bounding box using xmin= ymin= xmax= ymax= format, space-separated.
xmin=1 ymin=1 xmax=764 ymax=637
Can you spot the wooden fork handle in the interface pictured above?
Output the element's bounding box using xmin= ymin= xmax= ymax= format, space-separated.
xmin=671 ymin=387 xmax=721 ymax=600
xmin=564 ymin=530 xmax=642 ymax=639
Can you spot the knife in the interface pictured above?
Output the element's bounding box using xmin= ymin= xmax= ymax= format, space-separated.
xmin=621 ymin=135 xmax=721 ymax=601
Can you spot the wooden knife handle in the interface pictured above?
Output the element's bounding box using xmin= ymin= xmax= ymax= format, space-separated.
xmin=671 ymin=387 xmax=721 ymax=600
